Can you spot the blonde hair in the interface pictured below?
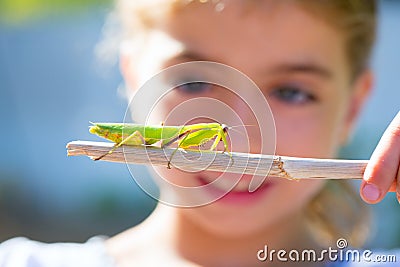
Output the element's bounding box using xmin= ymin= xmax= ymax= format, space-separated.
xmin=108 ymin=0 xmax=377 ymax=247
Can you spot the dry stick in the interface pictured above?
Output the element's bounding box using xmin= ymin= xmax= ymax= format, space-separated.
xmin=66 ymin=141 xmax=368 ymax=180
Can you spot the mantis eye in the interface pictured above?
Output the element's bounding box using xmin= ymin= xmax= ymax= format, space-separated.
xmin=221 ymin=124 xmax=229 ymax=133
xmin=175 ymin=82 xmax=213 ymax=95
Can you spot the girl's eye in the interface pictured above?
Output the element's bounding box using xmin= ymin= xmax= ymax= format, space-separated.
xmin=270 ymin=86 xmax=317 ymax=104
xmin=175 ymin=82 xmax=213 ymax=95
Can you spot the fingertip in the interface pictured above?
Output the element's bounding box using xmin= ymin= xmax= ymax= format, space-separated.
xmin=360 ymin=182 xmax=381 ymax=204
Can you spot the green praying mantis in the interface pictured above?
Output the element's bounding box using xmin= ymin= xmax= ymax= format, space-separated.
xmin=89 ymin=122 xmax=232 ymax=168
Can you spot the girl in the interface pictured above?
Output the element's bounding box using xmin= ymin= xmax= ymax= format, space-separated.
xmin=1 ymin=0 xmax=399 ymax=266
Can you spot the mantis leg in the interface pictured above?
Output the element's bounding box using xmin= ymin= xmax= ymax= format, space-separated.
xmin=210 ymin=129 xmax=234 ymax=166
xmin=210 ymin=131 xmax=222 ymax=151
xmin=219 ymin=129 xmax=229 ymax=153
xmin=161 ymin=129 xmax=191 ymax=148
xmin=94 ymin=130 xmax=145 ymax=160
xmin=164 ymin=130 xmax=193 ymax=169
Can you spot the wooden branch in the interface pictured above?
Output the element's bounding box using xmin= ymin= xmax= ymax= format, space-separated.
xmin=66 ymin=141 xmax=368 ymax=180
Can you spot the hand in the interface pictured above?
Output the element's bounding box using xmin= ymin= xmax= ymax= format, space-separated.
xmin=360 ymin=111 xmax=400 ymax=204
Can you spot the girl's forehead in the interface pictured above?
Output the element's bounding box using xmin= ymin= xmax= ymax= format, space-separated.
xmin=163 ymin=1 xmax=345 ymax=71
xmin=165 ymin=0 xmax=339 ymax=42
xmin=170 ymin=0 xmax=296 ymax=21
xmin=172 ymin=0 xmax=289 ymax=12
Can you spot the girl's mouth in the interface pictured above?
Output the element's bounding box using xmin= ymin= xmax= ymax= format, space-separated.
xmin=196 ymin=174 xmax=275 ymax=205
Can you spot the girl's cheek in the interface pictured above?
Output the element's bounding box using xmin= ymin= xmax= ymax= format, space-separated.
xmin=272 ymin=110 xmax=329 ymax=157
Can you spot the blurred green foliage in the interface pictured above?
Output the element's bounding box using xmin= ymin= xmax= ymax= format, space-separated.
xmin=0 ymin=0 xmax=112 ymax=23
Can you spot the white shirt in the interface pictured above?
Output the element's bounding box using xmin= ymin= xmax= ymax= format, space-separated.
xmin=0 ymin=237 xmax=115 ymax=267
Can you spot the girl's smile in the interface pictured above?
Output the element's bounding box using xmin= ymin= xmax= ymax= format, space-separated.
xmin=197 ymin=174 xmax=276 ymax=205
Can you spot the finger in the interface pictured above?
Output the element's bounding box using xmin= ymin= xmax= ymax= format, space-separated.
xmin=397 ymin=164 xmax=400 ymax=203
xmin=360 ymin=111 xmax=400 ymax=204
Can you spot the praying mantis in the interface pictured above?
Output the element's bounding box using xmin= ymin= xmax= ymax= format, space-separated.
xmin=89 ymin=122 xmax=232 ymax=168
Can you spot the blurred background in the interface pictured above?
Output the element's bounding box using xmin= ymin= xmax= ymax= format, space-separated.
xmin=0 ymin=0 xmax=399 ymax=248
